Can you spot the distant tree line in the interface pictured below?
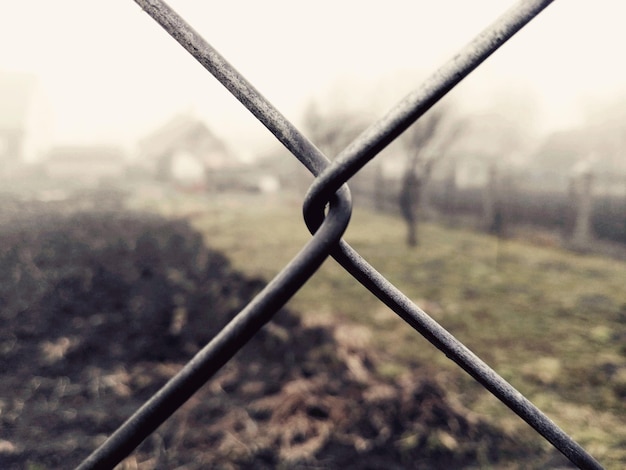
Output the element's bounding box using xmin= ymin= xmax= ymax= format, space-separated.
xmin=291 ymin=93 xmax=626 ymax=250
xmin=347 ymin=168 xmax=626 ymax=247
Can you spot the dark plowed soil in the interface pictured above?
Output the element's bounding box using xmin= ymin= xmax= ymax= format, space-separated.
xmin=0 ymin=195 xmax=563 ymax=469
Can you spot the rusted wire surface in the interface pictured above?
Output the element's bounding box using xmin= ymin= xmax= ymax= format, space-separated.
xmin=77 ymin=0 xmax=604 ymax=469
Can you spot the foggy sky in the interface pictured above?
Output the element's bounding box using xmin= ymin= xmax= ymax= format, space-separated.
xmin=2 ymin=0 xmax=626 ymax=159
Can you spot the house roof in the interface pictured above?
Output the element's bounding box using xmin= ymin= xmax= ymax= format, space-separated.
xmin=0 ymin=71 xmax=37 ymax=131
xmin=138 ymin=113 xmax=238 ymax=168
xmin=529 ymin=130 xmax=590 ymax=172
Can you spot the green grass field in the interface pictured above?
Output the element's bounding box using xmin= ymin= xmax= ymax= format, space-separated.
xmin=134 ymin=189 xmax=626 ymax=468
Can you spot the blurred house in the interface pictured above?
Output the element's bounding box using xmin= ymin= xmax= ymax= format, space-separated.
xmin=43 ymin=145 xmax=127 ymax=184
xmin=524 ymin=128 xmax=626 ymax=197
xmin=437 ymin=113 xmax=532 ymax=190
xmin=0 ymin=71 xmax=53 ymax=176
xmin=136 ymin=114 xmax=239 ymax=189
xmin=524 ymin=130 xmax=590 ymax=192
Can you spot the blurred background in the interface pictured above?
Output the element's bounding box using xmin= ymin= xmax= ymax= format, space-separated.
xmin=0 ymin=0 xmax=625 ymax=248
xmin=0 ymin=1 xmax=625 ymax=468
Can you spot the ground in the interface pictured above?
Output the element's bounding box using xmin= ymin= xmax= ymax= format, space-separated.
xmin=0 ymin=188 xmax=623 ymax=468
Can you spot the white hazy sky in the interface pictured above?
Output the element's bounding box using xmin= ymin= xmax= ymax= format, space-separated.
xmin=2 ymin=0 xmax=626 ymax=158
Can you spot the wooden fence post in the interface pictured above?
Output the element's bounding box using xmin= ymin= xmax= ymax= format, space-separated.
xmin=571 ymin=168 xmax=594 ymax=248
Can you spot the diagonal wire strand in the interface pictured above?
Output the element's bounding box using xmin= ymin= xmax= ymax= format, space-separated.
xmin=76 ymin=1 xmax=352 ymax=467
xmin=327 ymin=241 xmax=603 ymax=469
xmin=76 ymin=196 xmax=352 ymax=470
xmin=300 ymin=1 xmax=601 ymax=468
xmin=303 ymin=0 xmax=557 ymax=220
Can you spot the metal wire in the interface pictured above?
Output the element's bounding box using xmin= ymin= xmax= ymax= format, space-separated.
xmin=77 ymin=0 xmax=604 ymax=469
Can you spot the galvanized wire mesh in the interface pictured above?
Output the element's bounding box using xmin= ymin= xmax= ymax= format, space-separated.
xmin=77 ymin=0 xmax=603 ymax=468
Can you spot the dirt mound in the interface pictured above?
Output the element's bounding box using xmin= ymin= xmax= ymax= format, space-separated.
xmin=0 ymin=201 xmax=554 ymax=469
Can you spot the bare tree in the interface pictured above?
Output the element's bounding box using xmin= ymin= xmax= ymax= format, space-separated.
xmin=302 ymin=101 xmax=382 ymax=205
xmin=302 ymin=102 xmax=369 ymax=158
xmin=399 ymin=105 xmax=461 ymax=246
xmin=302 ymin=99 xmax=460 ymax=243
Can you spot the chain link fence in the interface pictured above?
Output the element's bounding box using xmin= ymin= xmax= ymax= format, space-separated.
xmin=77 ymin=0 xmax=603 ymax=468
